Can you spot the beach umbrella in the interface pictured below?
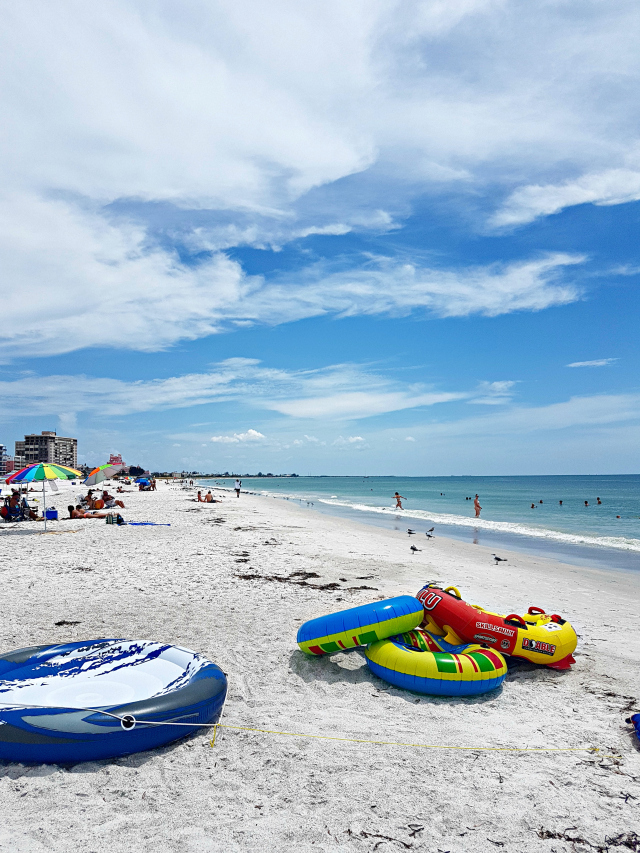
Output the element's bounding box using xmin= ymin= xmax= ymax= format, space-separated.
xmin=84 ymin=463 xmax=125 ymax=487
xmin=6 ymin=463 xmax=83 ymax=531
xmin=135 ymin=477 xmax=149 ymax=484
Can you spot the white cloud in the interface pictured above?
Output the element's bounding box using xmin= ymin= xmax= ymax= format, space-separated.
xmin=567 ymin=359 xmax=618 ymax=368
xmin=267 ymin=390 xmax=465 ymax=420
xmin=0 ymin=357 xmax=528 ymax=425
xmin=469 ymin=380 xmax=516 ymax=405
xmin=333 ymin=435 xmax=368 ymax=449
xmin=247 ymin=254 xmax=584 ymax=323
xmin=492 ymin=169 xmax=640 ymax=228
xmin=0 ymin=358 xmax=466 ymax=421
xmin=0 ymin=193 xmax=585 ymax=359
xmin=405 ymin=436 xmax=416 ymax=441
xmin=1 ymin=2 xmax=639 ymax=357
xmin=413 ymin=393 xmax=640 ymax=438
xmin=0 ymin=194 xmax=254 ymax=358
xmin=5 ymin=0 xmax=639 ymax=211
xmin=210 ymin=429 xmax=265 ymax=443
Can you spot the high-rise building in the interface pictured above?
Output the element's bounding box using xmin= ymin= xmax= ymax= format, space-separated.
xmin=0 ymin=444 xmax=7 ymax=476
xmin=16 ymin=432 xmax=78 ymax=469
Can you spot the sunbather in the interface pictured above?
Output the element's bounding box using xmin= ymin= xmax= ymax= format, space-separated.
xmin=102 ymin=490 xmax=125 ymax=509
xmin=68 ymin=504 xmax=110 ymax=519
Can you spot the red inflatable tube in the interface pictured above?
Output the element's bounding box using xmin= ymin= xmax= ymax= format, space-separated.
xmin=416 ymin=584 xmax=577 ymax=669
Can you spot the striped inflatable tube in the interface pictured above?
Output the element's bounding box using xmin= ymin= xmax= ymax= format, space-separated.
xmin=297 ymin=596 xmax=424 ymax=656
xmin=365 ymin=628 xmax=507 ymax=696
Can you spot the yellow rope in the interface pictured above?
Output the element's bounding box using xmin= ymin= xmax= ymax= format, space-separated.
xmin=209 ymin=723 xmax=611 ymax=754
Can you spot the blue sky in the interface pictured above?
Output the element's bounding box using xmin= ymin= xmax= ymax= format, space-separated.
xmin=1 ymin=0 xmax=639 ymax=474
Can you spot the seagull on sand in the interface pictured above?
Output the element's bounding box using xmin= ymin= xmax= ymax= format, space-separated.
xmin=410 ymin=545 xmax=421 ymax=553
xmin=492 ymin=554 xmax=507 ymax=564
xmin=407 ymin=528 xmax=416 ymax=535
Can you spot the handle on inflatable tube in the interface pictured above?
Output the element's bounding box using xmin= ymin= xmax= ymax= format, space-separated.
xmin=527 ymin=606 xmax=546 ymax=615
xmin=444 ymin=586 xmax=462 ymax=599
xmin=504 ymin=614 xmax=527 ymax=628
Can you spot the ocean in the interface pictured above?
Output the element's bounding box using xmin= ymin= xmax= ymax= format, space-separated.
xmin=198 ymin=475 xmax=640 ymax=572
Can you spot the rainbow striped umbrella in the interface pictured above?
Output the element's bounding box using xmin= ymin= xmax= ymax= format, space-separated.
xmin=6 ymin=463 xmax=83 ymax=530
xmin=7 ymin=463 xmax=82 ymax=484
xmin=84 ymin=463 xmax=125 ymax=487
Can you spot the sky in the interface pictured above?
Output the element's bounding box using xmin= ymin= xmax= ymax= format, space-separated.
xmin=1 ymin=0 xmax=639 ymax=475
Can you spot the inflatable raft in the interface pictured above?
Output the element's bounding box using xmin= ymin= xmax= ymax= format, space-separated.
xmin=0 ymin=639 xmax=227 ymax=763
xmin=366 ymin=627 xmax=507 ymax=696
xmin=417 ymin=584 xmax=577 ymax=669
xmin=297 ymin=596 xmax=424 ymax=655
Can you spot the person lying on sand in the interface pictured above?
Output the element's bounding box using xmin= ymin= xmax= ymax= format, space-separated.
xmin=68 ymin=504 xmax=110 ymax=519
xmin=102 ymin=490 xmax=125 ymax=509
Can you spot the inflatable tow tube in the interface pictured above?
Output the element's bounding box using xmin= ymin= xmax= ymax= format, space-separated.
xmin=0 ymin=640 xmax=227 ymax=763
xmin=297 ymin=596 xmax=424 ymax=655
xmin=417 ymin=584 xmax=577 ymax=670
xmin=366 ymin=628 xmax=507 ymax=696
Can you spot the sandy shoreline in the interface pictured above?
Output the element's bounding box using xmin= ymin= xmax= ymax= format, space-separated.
xmin=1 ymin=483 xmax=639 ymax=852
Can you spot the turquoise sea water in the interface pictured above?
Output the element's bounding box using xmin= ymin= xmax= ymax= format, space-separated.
xmin=199 ymin=475 xmax=640 ymax=572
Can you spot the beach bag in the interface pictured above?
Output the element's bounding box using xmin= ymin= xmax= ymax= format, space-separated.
xmin=105 ymin=513 xmax=116 ymax=525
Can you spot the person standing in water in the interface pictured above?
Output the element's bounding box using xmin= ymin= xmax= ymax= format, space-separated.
xmin=394 ymin=492 xmax=406 ymax=509
xmin=474 ymin=494 xmax=482 ymax=517
xmin=234 ymin=479 xmax=242 ymax=498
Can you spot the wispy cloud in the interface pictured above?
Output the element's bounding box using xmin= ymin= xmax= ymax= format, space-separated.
xmin=0 ymin=358 xmax=519 ymax=423
xmin=468 ymin=380 xmax=516 ymax=405
xmin=567 ymin=358 xmax=618 ymax=368
xmin=0 ymin=195 xmax=585 ymax=360
xmin=0 ymin=359 xmax=468 ymax=421
xmin=491 ymin=170 xmax=640 ymax=228
xmin=210 ymin=429 xmax=265 ymax=443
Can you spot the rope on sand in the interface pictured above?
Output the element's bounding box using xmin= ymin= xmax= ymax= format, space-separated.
xmin=208 ymin=723 xmax=616 ymax=756
xmin=0 ymin=703 xmax=620 ymax=757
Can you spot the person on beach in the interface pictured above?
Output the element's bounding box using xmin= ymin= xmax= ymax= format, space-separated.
xmin=474 ymin=494 xmax=482 ymax=517
xmin=205 ymin=491 xmax=214 ymax=503
xmin=68 ymin=504 xmax=110 ymax=519
xmin=102 ymin=490 xmax=125 ymax=509
xmin=197 ymin=491 xmax=203 ymax=502
xmin=394 ymin=492 xmax=406 ymax=509
xmin=234 ymin=479 xmax=241 ymax=498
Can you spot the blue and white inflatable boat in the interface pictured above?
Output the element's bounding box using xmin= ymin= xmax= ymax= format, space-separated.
xmin=0 ymin=640 xmax=227 ymax=763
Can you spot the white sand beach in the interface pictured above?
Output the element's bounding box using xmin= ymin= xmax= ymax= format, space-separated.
xmin=1 ymin=482 xmax=639 ymax=853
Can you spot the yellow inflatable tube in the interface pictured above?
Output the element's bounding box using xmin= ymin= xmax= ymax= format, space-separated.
xmin=366 ymin=628 xmax=507 ymax=696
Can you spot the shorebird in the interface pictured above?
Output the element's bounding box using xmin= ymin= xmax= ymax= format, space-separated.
xmin=407 ymin=528 xmax=416 ymax=535
xmin=492 ymin=554 xmax=507 ymax=564
xmin=410 ymin=544 xmax=421 ymax=553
